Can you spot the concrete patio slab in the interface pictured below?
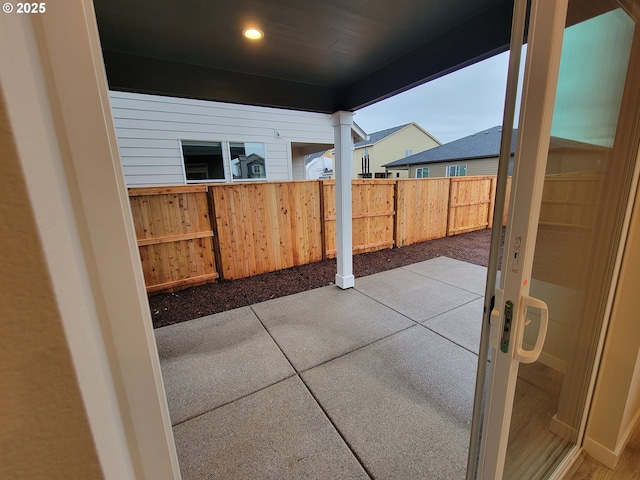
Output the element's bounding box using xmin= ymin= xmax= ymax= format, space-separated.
xmin=155 ymin=307 xmax=295 ymax=425
xmin=425 ymin=297 xmax=484 ymax=355
xmin=354 ymin=267 xmax=480 ymax=323
xmin=252 ymin=285 xmax=414 ymax=372
xmin=173 ymin=376 xmax=369 ymax=480
xmin=404 ymin=256 xmax=488 ymax=295
xmin=301 ymin=324 xmax=477 ymax=479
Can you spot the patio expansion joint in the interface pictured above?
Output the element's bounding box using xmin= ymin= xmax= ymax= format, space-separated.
xmin=297 ymin=374 xmax=375 ymax=480
xmin=295 ymin=323 xmax=419 ymax=375
xmin=399 ymin=264 xmax=487 ymax=297
xmin=354 ymin=286 xmax=483 ymax=358
xmin=249 ymin=304 xmax=299 ymax=370
xmin=248 ymin=305 xmax=377 ymax=478
xmin=170 ymin=372 xmax=299 ymax=428
xmin=249 ymin=303 xmax=417 ymax=376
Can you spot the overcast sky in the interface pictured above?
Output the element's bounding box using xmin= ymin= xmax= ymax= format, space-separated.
xmin=354 ymin=51 xmax=512 ymax=144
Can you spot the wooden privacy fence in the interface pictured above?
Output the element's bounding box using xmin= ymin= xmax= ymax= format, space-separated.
xmin=128 ymin=186 xmax=218 ymax=294
xmin=129 ymin=176 xmax=511 ymax=294
xmin=323 ymin=180 xmax=396 ymax=257
xmin=448 ymin=176 xmax=496 ymax=235
xmin=395 ymin=178 xmax=449 ymax=246
xmin=211 ymin=181 xmax=323 ymax=280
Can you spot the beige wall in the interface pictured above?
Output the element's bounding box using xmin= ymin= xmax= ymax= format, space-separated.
xmin=354 ymin=124 xmax=439 ymax=178
xmin=585 ymin=183 xmax=640 ymax=466
xmin=408 ymin=157 xmax=500 ymax=178
xmin=0 ymin=92 xmax=104 ymax=480
xmin=1 ymin=5 xmax=180 ymax=478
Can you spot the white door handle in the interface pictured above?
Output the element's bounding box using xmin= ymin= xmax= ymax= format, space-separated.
xmin=514 ymin=294 xmax=549 ymax=364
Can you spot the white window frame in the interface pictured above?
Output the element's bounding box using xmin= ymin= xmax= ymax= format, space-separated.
xmin=416 ymin=167 xmax=429 ymax=178
xmin=180 ymin=140 xmax=227 ymax=183
xmin=228 ymin=141 xmax=268 ymax=182
xmin=446 ymin=164 xmax=468 ymax=177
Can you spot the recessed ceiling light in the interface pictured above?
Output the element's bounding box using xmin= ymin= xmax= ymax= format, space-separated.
xmin=243 ymin=28 xmax=264 ymax=40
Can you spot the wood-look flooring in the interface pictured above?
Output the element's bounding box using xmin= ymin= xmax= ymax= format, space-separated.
xmin=503 ymin=362 xmax=573 ymax=480
xmin=563 ymin=421 xmax=640 ymax=479
xmin=501 ymin=361 xmax=640 ymax=479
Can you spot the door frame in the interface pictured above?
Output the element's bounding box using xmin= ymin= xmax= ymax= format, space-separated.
xmin=476 ymin=0 xmax=569 ymax=477
xmin=475 ymin=1 xmax=640 ymax=478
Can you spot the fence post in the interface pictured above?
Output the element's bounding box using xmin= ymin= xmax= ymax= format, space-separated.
xmin=446 ymin=178 xmax=453 ymax=236
xmin=319 ymin=179 xmax=326 ymax=260
xmin=393 ymin=179 xmax=400 ymax=248
xmin=488 ymin=176 xmax=497 ymax=229
xmin=207 ymin=185 xmax=225 ymax=282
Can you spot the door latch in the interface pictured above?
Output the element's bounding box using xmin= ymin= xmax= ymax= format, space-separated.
xmin=500 ymin=300 xmax=514 ymax=353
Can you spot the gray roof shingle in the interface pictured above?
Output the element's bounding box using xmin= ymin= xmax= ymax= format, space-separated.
xmin=354 ymin=123 xmax=410 ymax=147
xmin=383 ymin=125 xmax=512 ymax=167
xmin=382 ymin=125 xmax=598 ymax=168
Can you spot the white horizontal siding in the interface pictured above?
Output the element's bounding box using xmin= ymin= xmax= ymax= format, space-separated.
xmin=122 ymin=165 xmax=184 ymax=175
xmin=118 ymin=147 xmax=181 ymax=158
xmin=123 ymin=174 xmax=185 ymax=186
xmin=109 ymin=91 xmax=334 ymax=186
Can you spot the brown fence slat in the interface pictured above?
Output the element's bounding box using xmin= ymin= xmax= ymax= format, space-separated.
xmin=211 ymin=181 xmax=323 ymax=280
xmin=447 ymin=176 xmax=494 ymax=236
xmin=395 ymin=178 xmax=450 ymax=246
xmin=323 ymin=180 xmax=395 ymax=258
xmin=129 ymin=186 xmax=218 ymax=294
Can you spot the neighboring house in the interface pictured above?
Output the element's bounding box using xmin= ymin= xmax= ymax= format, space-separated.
xmin=384 ymin=125 xmax=606 ymax=178
xmin=353 ymin=122 xmax=440 ymax=179
xmin=305 ymin=149 xmax=334 ymax=179
xmin=110 ymin=91 xmax=364 ymax=187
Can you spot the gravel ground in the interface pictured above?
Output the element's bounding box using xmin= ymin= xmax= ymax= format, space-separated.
xmin=149 ymin=228 xmax=498 ymax=328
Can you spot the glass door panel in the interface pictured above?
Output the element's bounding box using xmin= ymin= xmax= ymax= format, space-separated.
xmin=503 ymin=2 xmax=637 ymax=479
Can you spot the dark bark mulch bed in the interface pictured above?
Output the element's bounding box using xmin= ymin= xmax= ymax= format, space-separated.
xmin=150 ymin=228 xmax=494 ymax=328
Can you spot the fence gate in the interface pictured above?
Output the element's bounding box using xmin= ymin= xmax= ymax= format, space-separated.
xmin=128 ymin=186 xmax=218 ymax=294
xmin=447 ymin=176 xmax=495 ymax=236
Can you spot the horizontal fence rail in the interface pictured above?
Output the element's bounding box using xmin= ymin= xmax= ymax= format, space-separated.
xmin=129 ymin=174 xmax=591 ymax=294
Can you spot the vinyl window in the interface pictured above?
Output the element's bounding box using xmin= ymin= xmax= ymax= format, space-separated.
xmin=182 ymin=141 xmax=225 ymax=181
xmin=416 ymin=167 xmax=429 ymax=178
xmin=446 ymin=164 xmax=467 ymax=177
xmin=230 ymin=142 xmax=267 ymax=180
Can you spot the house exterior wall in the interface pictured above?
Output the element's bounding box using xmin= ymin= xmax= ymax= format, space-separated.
xmin=353 ymin=124 xmax=439 ymax=178
xmin=291 ymin=154 xmax=306 ymax=179
xmin=408 ymin=157 xmax=499 ymax=178
xmin=386 ymin=168 xmax=410 ymax=179
xmin=109 ymin=91 xmax=335 ymax=186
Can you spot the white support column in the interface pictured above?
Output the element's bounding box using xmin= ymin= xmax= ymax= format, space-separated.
xmin=332 ymin=111 xmax=355 ymax=289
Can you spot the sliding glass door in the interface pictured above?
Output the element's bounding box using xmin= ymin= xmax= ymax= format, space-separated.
xmin=472 ymin=0 xmax=640 ymax=478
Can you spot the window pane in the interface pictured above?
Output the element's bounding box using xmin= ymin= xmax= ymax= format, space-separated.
xmin=230 ymin=142 xmax=266 ymax=180
xmin=182 ymin=142 xmax=224 ymax=181
xmin=460 ymin=164 xmax=467 ymax=176
xmin=416 ymin=168 xmax=423 ymax=178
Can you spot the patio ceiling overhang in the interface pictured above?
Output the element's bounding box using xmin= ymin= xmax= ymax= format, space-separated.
xmin=93 ymin=0 xmax=515 ymax=113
